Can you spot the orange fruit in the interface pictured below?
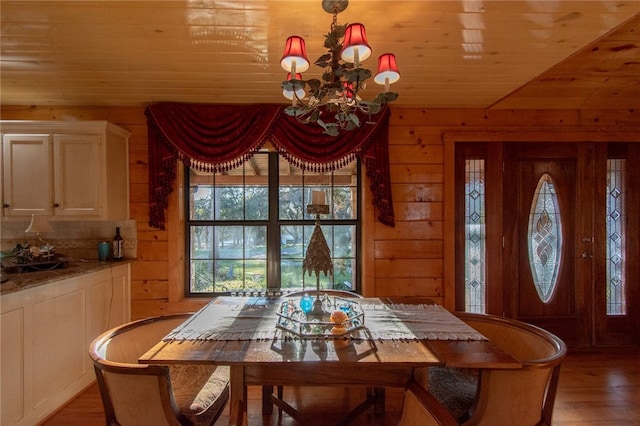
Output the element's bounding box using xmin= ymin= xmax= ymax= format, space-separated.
xmin=331 ymin=326 xmax=348 ymax=335
xmin=330 ymin=309 xmax=348 ymax=324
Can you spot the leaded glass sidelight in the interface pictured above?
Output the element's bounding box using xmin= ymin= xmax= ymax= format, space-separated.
xmin=464 ymin=159 xmax=486 ymax=313
xmin=528 ymin=173 xmax=562 ymax=303
xmin=606 ymin=159 xmax=626 ymax=315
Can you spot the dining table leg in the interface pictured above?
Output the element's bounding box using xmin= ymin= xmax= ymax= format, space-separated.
xmin=370 ymin=387 xmax=385 ymax=415
xmin=229 ymin=365 xmax=248 ymax=426
xmin=261 ymin=385 xmax=274 ymax=414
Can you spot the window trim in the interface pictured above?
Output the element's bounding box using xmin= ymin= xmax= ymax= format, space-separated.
xmin=183 ymin=151 xmax=362 ymax=297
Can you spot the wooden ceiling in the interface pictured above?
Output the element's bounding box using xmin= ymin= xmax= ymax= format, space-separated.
xmin=1 ymin=1 xmax=639 ymax=109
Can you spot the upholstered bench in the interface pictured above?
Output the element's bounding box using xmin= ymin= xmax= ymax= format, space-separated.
xmin=90 ymin=314 xmax=230 ymax=426
xmin=426 ymin=312 xmax=567 ymax=425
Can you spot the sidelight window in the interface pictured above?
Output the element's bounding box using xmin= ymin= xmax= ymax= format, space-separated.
xmin=464 ymin=159 xmax=486 ymax=313
xmin=606 ymin=159 xmax=626 ymax=315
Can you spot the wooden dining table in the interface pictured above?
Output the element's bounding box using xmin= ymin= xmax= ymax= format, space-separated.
xmin=139 ymin=296 xmax=520 ymax=426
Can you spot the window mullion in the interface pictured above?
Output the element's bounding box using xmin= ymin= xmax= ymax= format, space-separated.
xmin=267 ymin=152 xmax=280 ymax=290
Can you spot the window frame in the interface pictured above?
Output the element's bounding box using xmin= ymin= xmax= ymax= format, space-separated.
xmin=183 ymin=151 xmax=362 ymax=297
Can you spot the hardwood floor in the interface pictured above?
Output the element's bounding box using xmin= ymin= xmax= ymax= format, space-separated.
xmin=552 ymin=349 xmax=640 ymax=425
xmin=42 ymin=349 xmax=640 ymax=425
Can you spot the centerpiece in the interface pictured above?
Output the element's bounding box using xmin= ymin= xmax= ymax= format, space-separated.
xmin=275 ymin=294 xmax=364 ymax=338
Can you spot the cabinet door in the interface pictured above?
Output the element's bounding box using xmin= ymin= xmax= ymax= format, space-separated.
xmin=53 ymin=134 xmax=101 ymax=217
xmin=32 ymin=288 xmax=87 ymax=410
xmin=2 ymin=134 xmax=52 ymax=216
xmin=1 ymin=308 xmax=25 ymax=425
xmin=88 ymin=276 xmax=120 ymax=339
xmin=110 ymin=264 xmax=131 ymax=325
xmin=88 ymin=265 xmax=131 ymax=339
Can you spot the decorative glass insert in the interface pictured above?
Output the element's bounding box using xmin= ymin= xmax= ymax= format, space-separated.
xmin=606 ymin=159 xmax=626 ymax=315
xmin=528 ymin=174 xmax=562 ymax=303
xmin=465 ymin=159 xmax=486 ymax=313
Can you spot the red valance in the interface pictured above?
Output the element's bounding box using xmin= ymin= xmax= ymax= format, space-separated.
xmin=145 ymin=102 xmax=394 ymax=229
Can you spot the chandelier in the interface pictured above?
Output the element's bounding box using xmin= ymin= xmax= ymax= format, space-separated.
xmin=280 ymin=0 xmax=400 ymax=136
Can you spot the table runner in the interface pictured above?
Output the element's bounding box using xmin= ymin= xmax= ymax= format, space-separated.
xmin=163 ymin=297 xmax=487 ymax=342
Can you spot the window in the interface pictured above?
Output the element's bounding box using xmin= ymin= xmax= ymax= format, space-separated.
xmin=606 ymin=158 xmax=626 ymax=315
xmin=527 ymin=173 xmax=563 ymax=304
xmin=185 ymin=151 xmax=360 ymax=296
xmin=464 ymin=159 xmax=486 ymax=313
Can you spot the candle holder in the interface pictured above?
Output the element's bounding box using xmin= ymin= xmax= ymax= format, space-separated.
xmin=302 ymin=203 xmax=333 ymax=320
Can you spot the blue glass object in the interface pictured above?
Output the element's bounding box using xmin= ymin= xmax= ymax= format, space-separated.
xmin=299 ymin=294 xmax=314 ymax=313
xmin=98 ymin=241 xmax=110 ymax=261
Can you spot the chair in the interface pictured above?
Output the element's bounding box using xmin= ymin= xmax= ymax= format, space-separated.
xmin=399 ymin=380 xmax=458 ymax=426
xmin=89 ymin=314 xmax=230 ymax=426
xmin=430 ymin=312 xmax=567 ymax=426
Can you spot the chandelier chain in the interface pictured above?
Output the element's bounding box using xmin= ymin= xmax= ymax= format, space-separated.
xmin=331 ymin=8 xmax=339 ymax=31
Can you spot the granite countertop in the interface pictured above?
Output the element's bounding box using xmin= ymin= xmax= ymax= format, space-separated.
xmin=1 ymin=258 xmax=135 ymax=295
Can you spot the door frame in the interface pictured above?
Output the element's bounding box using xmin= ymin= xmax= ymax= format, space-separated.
xmin=443 ymin=131 xmax=640 ymax=347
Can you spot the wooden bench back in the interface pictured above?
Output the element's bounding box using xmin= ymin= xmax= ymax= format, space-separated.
xmin=89 ymin=314 xmax=193 ymax=426
xmin=455 ymin=312 xmax=567 ymax=426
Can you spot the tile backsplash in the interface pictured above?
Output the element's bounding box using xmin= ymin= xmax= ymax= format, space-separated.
xmin=1 ymin=219 xmax=137 ymax=260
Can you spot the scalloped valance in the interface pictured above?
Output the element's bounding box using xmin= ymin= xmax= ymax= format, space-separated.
xmin=145 ymin=102 xmax=394 ymax=229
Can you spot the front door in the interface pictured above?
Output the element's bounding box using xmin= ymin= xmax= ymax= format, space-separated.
xmin=503 ymin=143 xmax=587 ymax=347
xmin=456 ymin=141 xmax=639 ymax=348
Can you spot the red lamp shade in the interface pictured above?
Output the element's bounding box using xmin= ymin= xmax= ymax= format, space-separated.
xmin=281 ymin=36 xmax=310 ymax=73
xmin=340 ymin=23 xmax=372 ymax=64
xmin=283 ymin=72 xmax=306 ymax=100
xmin=374 ymin=53 xmax=400 ymax=86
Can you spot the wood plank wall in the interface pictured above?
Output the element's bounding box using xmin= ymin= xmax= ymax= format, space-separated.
xmin=2 ymin=106 xmax=639 ymax=319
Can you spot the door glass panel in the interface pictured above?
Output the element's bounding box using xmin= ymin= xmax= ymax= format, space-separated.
xmin=528 ymin=173 xmax=562 ymax=303
xmin=606 ymin=159 xmax=626 ymax=315
xmin=465 ymin=159 xmax=485 ymax=313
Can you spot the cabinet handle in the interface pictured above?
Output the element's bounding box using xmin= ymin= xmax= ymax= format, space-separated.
xmin=2 ymin=203 xmax=9 ymax=208
xmin=53 ymin=203 xmax=60 ymax=208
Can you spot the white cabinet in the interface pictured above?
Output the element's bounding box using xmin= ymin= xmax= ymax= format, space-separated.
xmin=1 ymin=121 xmax=130 ymax=219
xmin=52 ymin=133 xmax=101 ymax=217
xmin=1 ymin=134 xmax=51 ymax=216
xmin=1 ymin=307 xmax=25 ymax=426
xmin=0 ymin=264 xmax=131 ymax=426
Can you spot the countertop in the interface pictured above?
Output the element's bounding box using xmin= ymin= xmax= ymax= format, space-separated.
xmin=1 ymin=258 xmax=135 ymax=295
